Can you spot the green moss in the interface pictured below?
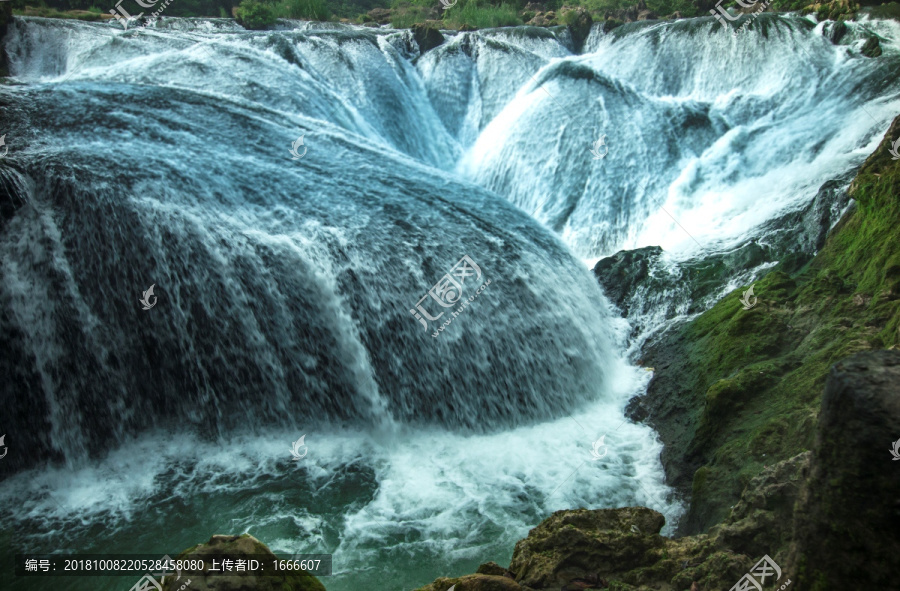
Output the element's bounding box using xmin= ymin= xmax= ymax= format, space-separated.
xmin=650 ymin=118 xmax=900 ymax=535
xmin=234 ymin=0 xmax=277 ymax=29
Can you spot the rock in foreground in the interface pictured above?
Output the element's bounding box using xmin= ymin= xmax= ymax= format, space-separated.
xmin=161 ymin=534 xmax=325 ymax=591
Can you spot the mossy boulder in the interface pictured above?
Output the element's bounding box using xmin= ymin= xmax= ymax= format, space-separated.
xmin=412 ymin=23 xmax=444 ymax=54
xmin=788 ymin=350 xmax=900 ymax=590
xmin=507 ymin=507 xmax=666 ymax=589
xmin=562 ymin=7 xmax=592 ymax=52
xmin=860 ymin=35 xmax=883 ymax=57
xmin=160 ymin=534 xmax=325 ymax=591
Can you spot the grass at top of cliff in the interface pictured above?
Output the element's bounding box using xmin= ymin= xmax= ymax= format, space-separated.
xmin=665 ymin=117 xmax=900 ymax=533
xmin=441 ymin=0 xmax=523 ymax=28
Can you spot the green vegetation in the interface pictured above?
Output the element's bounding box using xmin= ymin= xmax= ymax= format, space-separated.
xmin=652 ymin=118 xmax=900 ymax=532
xmin=7 ymin=0 xmax=886 ymax=29
xmin=275 ymin=0 xmax=330 ymax=20
xmin=442 ymin=0 xmax=522 ymax=28
xmin=234 ymin=0 xmax=277 ymax=27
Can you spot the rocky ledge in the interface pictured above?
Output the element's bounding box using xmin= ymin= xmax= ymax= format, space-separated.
xmin=413 ymin=350 xmax=899 ymax=591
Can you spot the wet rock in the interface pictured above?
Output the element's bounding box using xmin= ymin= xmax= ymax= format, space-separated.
xmin=592 ymin=246 xmax=663 ymax=315
xmin=826 ymin=19 xmax=848 ymax=43
xmin=602 ymin=18 xmax=624 ymax=32
xmin=861 ymin=35 xmax=883 ymax=57
xmin=565 ymin=8 xmax=593 ymax=52
xmin=788 ymin=350 xmax=900 ymax=589
xmin=161 ymin=534 xmax=325 ymax=591
xmin=412 ymin=24 xmax=444 ymax=53
xmin=637 ymin=9 xmax=658 ymax=20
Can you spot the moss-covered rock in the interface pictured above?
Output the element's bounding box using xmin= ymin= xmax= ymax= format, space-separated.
xmin=507 ymin=507 xmax=666 ymax=589
xmin=161 ymin=534 xmax=325 ymax=591
xmin=860 ymin=34 xmax=883 ymax=57
xmin=412 ymin=23 xmax=444 ymax=53
xmin=787 ymin=350 xmax=900 ymax=590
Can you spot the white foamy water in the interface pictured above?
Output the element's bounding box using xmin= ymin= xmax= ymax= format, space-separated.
xmin=1 ymin=358 xmax=677 ymax=591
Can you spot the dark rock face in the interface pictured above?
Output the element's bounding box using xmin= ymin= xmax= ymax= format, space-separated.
xmin=788 ymin=350 xmax=900 ymax=589
xmin=712 ymin=452 xmax=811 ymax=561
xmin=592 ymin=246 xmax=662 ymax=315
xmin=861 ymin=35 xmax=883 ymax=57
xmin=565 ymin=8 xmax=593 ymax=53
xmin=826 ymin=19 xmax=848 ymax=43
xmin=0 ymin=1 xmax=12 ymax=77
xmin=591 ymin=172 xmax=852 ymax=334
xmin=412 ymin=23 xmax=444 ymax=54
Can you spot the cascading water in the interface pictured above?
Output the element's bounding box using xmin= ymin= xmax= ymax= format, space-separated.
xmin=0 ymin=12 xmax=897 ymax=591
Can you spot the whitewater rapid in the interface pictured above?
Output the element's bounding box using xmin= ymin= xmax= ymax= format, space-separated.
xmin=2 ymin=12 xmax=899 ymax=591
